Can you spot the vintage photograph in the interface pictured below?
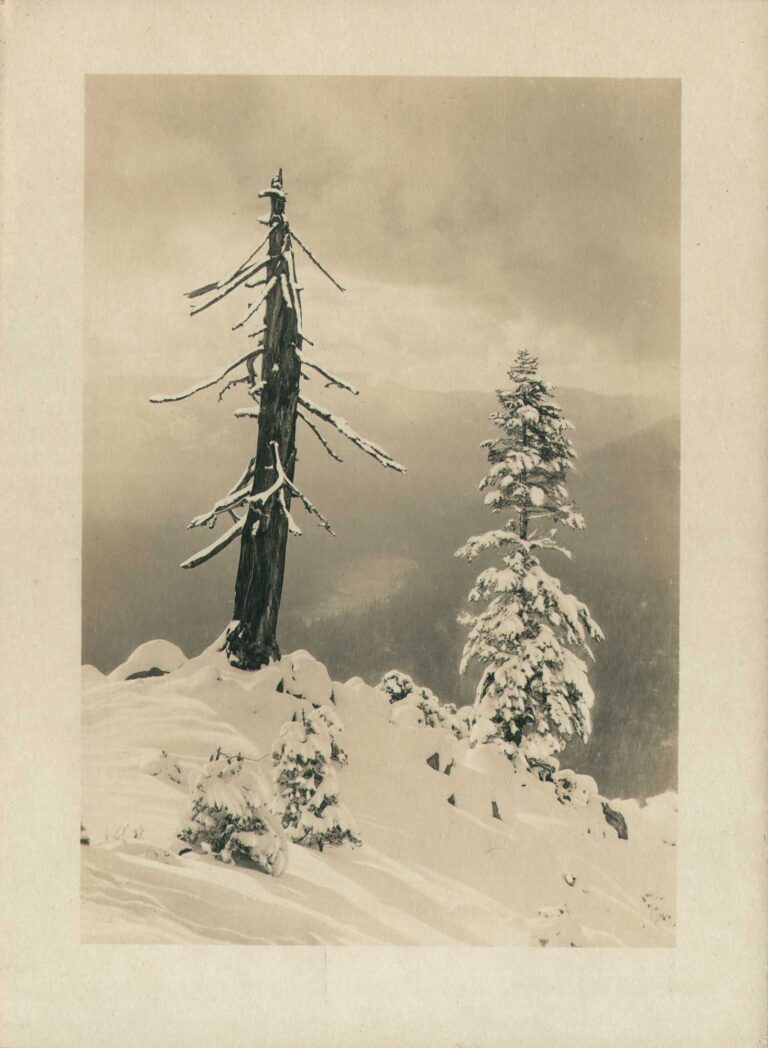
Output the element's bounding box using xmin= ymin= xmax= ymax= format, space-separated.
xmin=81 ymin=74 xmax=679 ymax=946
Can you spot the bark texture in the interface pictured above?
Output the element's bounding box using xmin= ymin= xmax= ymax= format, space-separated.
xmin=226 ymin=171 xmax=301 ymax=669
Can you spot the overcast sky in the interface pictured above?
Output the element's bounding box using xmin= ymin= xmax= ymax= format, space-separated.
xmin=86 ymin=75 xmax=679 ymax=404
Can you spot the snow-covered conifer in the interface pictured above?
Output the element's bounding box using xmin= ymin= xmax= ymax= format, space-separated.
xmin=456 ymin=350 xmax=603 ymax=764
xmin=272 ymin=705 xmax=361 ymax=851
xmin=179 ymin=751 xmax=287 ymax=875
xmin=377 ymin=670 xmax=464 ymax=736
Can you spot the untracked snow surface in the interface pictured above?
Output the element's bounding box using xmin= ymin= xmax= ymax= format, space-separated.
xmin=81 ymin=640 xmax=676 ymax=946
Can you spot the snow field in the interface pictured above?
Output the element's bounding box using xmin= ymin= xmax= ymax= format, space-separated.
xmin=82 ymin=642 xmax=675 ymax=946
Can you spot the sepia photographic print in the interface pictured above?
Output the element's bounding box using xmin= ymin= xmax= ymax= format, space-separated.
xmin=82 ymin=75 xmax=679 ymax=947
xmin=2 ymin=5 xmax=766 ymax=1045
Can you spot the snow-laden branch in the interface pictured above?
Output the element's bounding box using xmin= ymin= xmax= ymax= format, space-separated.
xmin=227 ymin=458 xmax=255 ymax=497
xmin=289 ymin=228 xmax=345 ymax=293
xmin=185 ymin=231 xmax=271 ymax=301
xmin=278 ymin=489 xmax=302 ymax=536
xmin=181 ymin=514 xmax=244 ymax=570
xmin=299 ymin=395 xmax=405 ymax=473
xmin=289 ymin=483 xmax=334 ymax=535
xmin=246 ymin=449 xmax=286 ymax=508
xmin=189 ymin=484 xmax=252 ymax=530
xmin=278 ymin=272 xmax=290 ymax=308
xmin=218 ymin=375 xmax=250 ymax=401
xmin=189 ymin=257 xmax=273 ymax=316
xmin=298 ymin=410 xmax=343 ymax=462
xmin=243 ymin=441 xmax=334 ymax=536
xmin=150 ymin=350 xmax=262 ymax=404
xmin=234 ymin=407 xmax=260 ymax=420
xmin=232 ymin=279 xmax=276 ymax=331
xmin=272 ymin=439 xmax=334 ymax=535
xmin=301 ymin=357 xmax=359 ymax=395
xmin=286 ymin=241 xmax=304 ymax=334
xmin=187 ymin=457 xmax=257 ymax=531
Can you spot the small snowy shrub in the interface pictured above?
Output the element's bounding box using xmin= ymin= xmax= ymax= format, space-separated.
xmin=377 ymin=670 xmax=466 ymax=738
xmin=179 ymin=752 xmax=287 ymax=875
xmin=378 ymin=670 xmax=414 ymax=704
xmin=272 ymin=705 xmax=361 ymax=852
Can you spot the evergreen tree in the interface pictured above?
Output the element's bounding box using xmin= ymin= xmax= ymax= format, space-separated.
xmin=179 ymin=751 xmax=287 ymax=875
xmin=272 ymin=704 xmax=361 ymax=851
xmin=456 ymin=350 xmax=603 ymax=765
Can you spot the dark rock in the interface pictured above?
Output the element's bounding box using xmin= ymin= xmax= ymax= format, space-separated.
xmin=447 ymin=794 xmax=456 ymax=807
xmin=426 ymin=752 xmax=440 ymax=772
xmin=602 ymin=802 xmax=629 ymax=840
xmin=126 ymin=666 xmax=168 ymax=680
xmin=491 ymin=800 xmax=502 ymax=821
xmin=443 ymin=760 xmax=454 ymax=777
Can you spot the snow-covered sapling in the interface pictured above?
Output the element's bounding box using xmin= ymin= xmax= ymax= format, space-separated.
xmin=179 ymin=751 xmax=287 ymax=875
xmin=456 ymin=350 xmax=603 ymax=765
xmin=272 ymin=705 xmax=361 ymax=851
xmin=378 ymin=670 xmax=465 ymax=737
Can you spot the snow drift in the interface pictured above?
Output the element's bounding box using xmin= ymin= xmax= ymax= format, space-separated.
xmin=81 ymin=640 xmax=675 ymax=946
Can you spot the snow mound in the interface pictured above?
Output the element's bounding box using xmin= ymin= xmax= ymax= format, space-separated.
xmin=280 ymin=649 xmax=334 ymax=704
xmin=82 ymin=640 xmax=676 ymax=946
xmin=109 ymin=639 xmax=187 ymax=681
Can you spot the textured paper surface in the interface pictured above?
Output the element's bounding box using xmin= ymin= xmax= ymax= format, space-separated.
xmin=1 ymin=2 xmax=766 ymax=1045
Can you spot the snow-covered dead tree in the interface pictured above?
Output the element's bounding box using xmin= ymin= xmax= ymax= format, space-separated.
xmin=456 ymin=350 xmax=604 ymax=766
xmin=151 ymin=170 xmax=404 ymax=669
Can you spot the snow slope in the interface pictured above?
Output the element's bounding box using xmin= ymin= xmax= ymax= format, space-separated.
xmin=81 ymin=640 xmax=676 ymax=946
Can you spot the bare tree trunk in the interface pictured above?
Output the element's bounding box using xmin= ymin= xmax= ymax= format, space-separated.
xmin=226 ymin=170 xmax=301 ymax=669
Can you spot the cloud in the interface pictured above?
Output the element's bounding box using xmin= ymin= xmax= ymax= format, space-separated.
xmin=85 ymin=75 xmax=679 ymax=404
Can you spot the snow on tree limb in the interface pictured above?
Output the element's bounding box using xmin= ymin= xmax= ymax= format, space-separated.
xmin=455 ymin=528 xmax=517 ymax=560
xmin=232 ymin=279 xmax=276 ymax=331
xmin=189 ymin=257 xmax=274 ymax=316
xmin=289 ymin=228 xmax=345 ymax=292
xmin=150 ymin=350 xmax=262 ymax=404
xmin=247 ymin=472 xmax=284 ymax=507
xmin=278 ymin=489 xmax=302 ymax=536
xmin=298 ymin=411 xmax=343 ymax=462
xmin=286 ymin=242 xmax=304 ymax=336
xmin=234 ymin=408 xmax=261 ymax=420
xmin=289 ymin=485 xmax=335 ymax=535
xmin=185 ymin=230 xmax=271 ymax=300
xmin=258 ymin=186 xmax=286 ymax=200
xmin=189 ymin=484 xmax=252 ymax=530
xmin=228 ymin=458 xmax=255 ymax=496
xmin=181 ymin=515 xmax=244 ymax=570
xmin=299 ymin=395 xmax=405 ymax=473
xmin=186 ymin=458 xmax=256 ymax=532
xmin=218 ymin=375 xmax=251 ymax=401
xmin=301 ymin=357 xmax=359 ymax=395
xmin=271 ymin=440 xmax=334 ymax=535
xmin=279 ymin=272 xmax=293 ymax=310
